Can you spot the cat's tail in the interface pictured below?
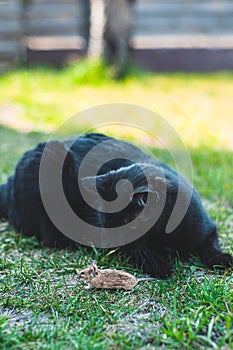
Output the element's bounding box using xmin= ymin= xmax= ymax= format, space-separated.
xmin=0 ymin=181 xmax=11 ymax=220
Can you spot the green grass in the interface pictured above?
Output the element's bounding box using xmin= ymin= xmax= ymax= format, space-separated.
xmin=0 ymin=61 xmax=233 ymax=349
xmin=0 ymin=60 xmax=233 ymax=149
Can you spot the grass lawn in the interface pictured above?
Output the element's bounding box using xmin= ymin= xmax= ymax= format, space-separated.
xmin=0 ymin=61 xmax=233 ymax=349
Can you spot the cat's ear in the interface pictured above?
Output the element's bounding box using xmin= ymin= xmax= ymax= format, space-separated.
xmin=80 ymin=176 xmax=98 ymax=194
xmin=39 ymin=141 xmax=75 ymax=194
xmin=79 ymin=175 xmax=107 ymax=207
xmin=133 ymin=176 xmax=167 ymax=206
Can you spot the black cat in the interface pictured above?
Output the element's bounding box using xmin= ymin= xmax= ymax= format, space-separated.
xmin=0 ymin=133 xmax=232 ymax=278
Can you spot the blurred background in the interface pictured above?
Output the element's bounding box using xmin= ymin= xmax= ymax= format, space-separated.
xmin=1 ymin=0 xmax=233 ymax=72
xmin=0 ymin=0 xmax=233 ymax=147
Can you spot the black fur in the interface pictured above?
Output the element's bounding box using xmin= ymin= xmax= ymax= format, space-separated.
xmin=0 ymin=133 xmax=232 ymax=278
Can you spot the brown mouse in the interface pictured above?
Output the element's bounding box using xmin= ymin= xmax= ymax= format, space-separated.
xmin=77 ymin=261 xmax=157 ymax=290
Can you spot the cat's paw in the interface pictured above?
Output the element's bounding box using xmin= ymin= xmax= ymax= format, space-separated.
xmin=142 ymin=259 xmax=173 ymax=279
xmin=204 ymin=252 xmax=233 ymax=269
xmin=155 ymin=264 xmax=173 ymax=279
xmin=127 ymin=247 xmax=173 ymax=279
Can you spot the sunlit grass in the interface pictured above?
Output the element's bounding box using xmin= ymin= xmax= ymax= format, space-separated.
xmin=0 ymin=60 xmax=233 ymax=149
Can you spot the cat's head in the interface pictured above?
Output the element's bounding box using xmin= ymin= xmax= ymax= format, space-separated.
xmin=80 ymin=163 xmax=168 ymax=230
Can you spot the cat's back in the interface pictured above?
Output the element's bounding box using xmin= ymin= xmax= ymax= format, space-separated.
xmin=66 ymin=132 xmax=156 ymax=173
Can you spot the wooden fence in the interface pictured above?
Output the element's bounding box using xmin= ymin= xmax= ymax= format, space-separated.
xmin=0 ymin=0 xmax=233 ymax=72
xmin=24 ymin=0 xmax=87 ymax=38
xmin=0 ymin=0 xmax=23 ymax=71
xmin=133 ymin=0 xmax=233 ymax=48
xmin=134 ymin=0 xmax=233 ymax=35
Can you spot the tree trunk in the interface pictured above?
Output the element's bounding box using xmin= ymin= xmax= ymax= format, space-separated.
xmin=88 ymin=0 xmax=135 ymax=77
xmin=87 ymin=0 xmax=105 ymax=59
